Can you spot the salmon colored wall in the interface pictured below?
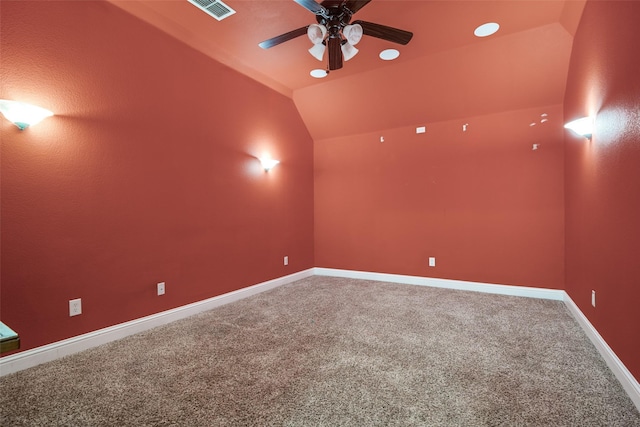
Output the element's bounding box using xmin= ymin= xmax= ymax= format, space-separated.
xmin=315 ymin=106 xmax=565 ymax=289
xmin=564 ymin=0 xmax=640 ymax=382
xmin=0 ymin=1 xmax=314 ymax=354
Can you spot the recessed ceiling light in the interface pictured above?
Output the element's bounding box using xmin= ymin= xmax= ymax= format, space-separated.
xmin=310 ymin=69 xmax=328 ymax=78
xmin=379 ymin=49 xmax=400 ymax=61
xmin=474 ymin=22 xmax=500 ymax=37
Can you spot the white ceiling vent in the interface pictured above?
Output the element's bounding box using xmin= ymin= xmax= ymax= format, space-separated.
xmin=188 ymin=0 xmax=235 ymax=21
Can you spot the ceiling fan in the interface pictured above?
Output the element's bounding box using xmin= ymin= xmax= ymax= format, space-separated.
xmin=258 ymin=0 xmax=413 ymax=71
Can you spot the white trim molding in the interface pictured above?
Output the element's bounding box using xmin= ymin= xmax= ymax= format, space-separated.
xmin=564 ymin=293 xmax=640 ymax=411
xmin=314 ymin=267 xmax=565 ymax=300
xmin=0 ymin=268 xmax=314 ymax=377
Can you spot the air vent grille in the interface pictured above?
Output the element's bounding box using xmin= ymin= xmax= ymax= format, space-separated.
xmin=188 ymin=0 xmax=235 ymax=21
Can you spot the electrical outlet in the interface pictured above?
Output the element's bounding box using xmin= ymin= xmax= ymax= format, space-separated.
xmin=592 ymin=290 xmax=596 ymax=307
xmin=157 ymin=282 xmax=165 ymax=296
xmin=429 ymin=257 xmax=436 ymax=267
xmin=69 ymin=298 xmax=82 ymax=317
xmin=284 ymin=256 xmax=289 ymax=266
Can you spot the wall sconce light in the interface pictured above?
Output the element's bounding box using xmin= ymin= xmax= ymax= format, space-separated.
xmin=564 ymin=116 xmax=594 ymax=140
xmin=259 ymin=157 xmax=280 ymax=172
xmin=0 ymin=99 xmax=54 ymax=130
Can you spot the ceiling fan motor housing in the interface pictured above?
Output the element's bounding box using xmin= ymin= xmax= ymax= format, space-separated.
xmin=316 ymin=7 xmax=352 ymax=40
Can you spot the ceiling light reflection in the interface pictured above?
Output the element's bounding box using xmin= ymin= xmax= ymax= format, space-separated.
xmin=310 ymin=69 xmax=328 ymax=78
xmin=474 ymin=22 xmax=500 ymax=37
xmin=379 ymin=49 xmax=400 ymax=60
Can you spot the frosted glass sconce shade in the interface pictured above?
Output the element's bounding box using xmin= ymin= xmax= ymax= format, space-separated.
xmin=564 ymin=117 xmax=594 ymax=139
xmin=259 ymin=157 xmax=280 ymax=171
xmin=0 ymin=99 xmax=54 ymax=130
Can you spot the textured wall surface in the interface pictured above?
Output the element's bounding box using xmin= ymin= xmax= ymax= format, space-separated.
xmin=315 ymin=105 xmax=565 ymax=289
xmin=1 ymin=1 xmax=314 ymax=354
xmin=564 ymin=0 xmax=640 ymax=382
xmin=3 ymin=0 xmax=638 ymax=390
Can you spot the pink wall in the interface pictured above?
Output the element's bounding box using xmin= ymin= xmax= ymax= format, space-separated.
xmin=1 ymin=1 xmax=314 ymax=354
xmin=564 ymin=0 xmax=640 ymax=382
xmin=315 ymin=106 xmax=565 ymax=289
xmin=3 ymin=0 xmax=637 ymax=388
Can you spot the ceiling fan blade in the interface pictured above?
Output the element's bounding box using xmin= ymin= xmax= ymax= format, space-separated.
xmin=294 ymin=0 xmax=328 ymax=16
xmin=344 ymin=0 xmax=372 ymax=14
xmin=259 ymin=26 xmax=309 ymax=49
xmin=328 ymin=37 xmax=343 ymax=70
xmin=320 ymin=0 xmax=343 ymax=8
xmin=352 ymin=20 xmax=413 ymax=45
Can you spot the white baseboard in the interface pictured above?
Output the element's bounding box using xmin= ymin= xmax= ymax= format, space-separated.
xmin=314 ymin=267 xmax=639 ymax=411
xmin=563 ymin=294 xmax=640 ymax=411
xmin=0 ymin=268 xmax=314 ymax=377
xmin=313 ymin=267 xmax=565 ymax=300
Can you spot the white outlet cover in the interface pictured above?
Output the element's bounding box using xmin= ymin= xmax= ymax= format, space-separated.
xmin=429 ymin=257 xmax=436 ymax=267
xmin=69 ymin=298 xmax=82 ymax=316
xmin=284 ymin=256 xmax=289 ymax=266
xmin=157 ymin=282 xmax=166 ymax=296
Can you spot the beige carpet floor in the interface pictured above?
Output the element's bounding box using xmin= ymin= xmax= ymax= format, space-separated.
xmin=1 ymin=276 xmax=639 ymax=426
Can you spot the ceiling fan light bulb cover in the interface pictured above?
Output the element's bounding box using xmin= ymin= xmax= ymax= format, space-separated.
xmin=309 ymin=43 xmax=326 ymax=61
xmin=341 ymin=43 xmax=359 ymax=61
xmin=343 ymin=24 xmax=363 ymax=45
xmin=307 ymin=24 xmax=327 ymax=44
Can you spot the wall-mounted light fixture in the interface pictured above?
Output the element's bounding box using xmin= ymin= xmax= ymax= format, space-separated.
xmin=0 ymin=99 xmax=54 ymax=130
xmin=259 ymin=157 xmax=280 ymax=172
xmin=564 ymin=116 xmax=594 ymax=140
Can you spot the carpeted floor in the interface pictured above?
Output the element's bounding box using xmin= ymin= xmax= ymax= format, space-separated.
xmin=1 ymin=276 xmax=639 ymax=426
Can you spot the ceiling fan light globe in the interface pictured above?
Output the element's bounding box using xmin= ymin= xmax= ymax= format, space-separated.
xmin=341 ymin=43 xmax=359 ymax=61
xmin=307 ymin=24 xmax=327 ymax=44
xmin=309 ymin=43 xmax=326 ymax=61
xmin=343 ymin=24 xmax=363 ymax=45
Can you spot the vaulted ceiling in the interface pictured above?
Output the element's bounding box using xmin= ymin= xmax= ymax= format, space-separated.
xmin=109 ymin=0 xmax=586 ymax=140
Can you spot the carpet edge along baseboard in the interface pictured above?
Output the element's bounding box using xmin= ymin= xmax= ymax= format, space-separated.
xmin=1 ymin=267 xmax=638 ymax=413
